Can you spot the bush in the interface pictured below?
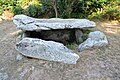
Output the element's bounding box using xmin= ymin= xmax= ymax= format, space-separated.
xmin=89 ymin=0 xmax=120 ymax=21
xmin=82 ymin=29 xmax=93 ymax=41
xmin=103 ymin=8 xmax=120 ymax=21
xmin=66 ymin=42 xmax=78 ymax=50
xmin=12 ymin=6 xmax=23 ymax=15
xmin=0 ymin=0 xmax=119 ymax=21
xmin=26 ymin=4 xmax=41 ymax=17
xmin=0 ymin=0 xmax=19 ymax=15
xmin=0 ymin=7 xmax=3 ymax=15
xmin=102 ymin=0 xmax=120 ymax=21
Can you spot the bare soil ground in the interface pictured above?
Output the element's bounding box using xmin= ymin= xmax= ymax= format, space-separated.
xmin=0 ymin=20 xmax=120 ymax=80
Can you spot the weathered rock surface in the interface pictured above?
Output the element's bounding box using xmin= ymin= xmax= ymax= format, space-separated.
xmin=78 ymin=31 xmax=108 ymax=51
xmin=75 ymin=29 xmax=83 ymax=44
xmin=13 ymin=15 xmax=96 ymax=31
xmin=16 ymin=38 xmax=79 ymax=64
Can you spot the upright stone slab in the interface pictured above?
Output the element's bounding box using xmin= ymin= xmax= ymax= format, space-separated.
xmin=75 ymin=29 xmax=83 ymax=44
xmin=16 ymin=38 xmax=79 ymax=64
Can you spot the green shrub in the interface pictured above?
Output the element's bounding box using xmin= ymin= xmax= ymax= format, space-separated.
xmin=26 ymin=4 xmax=41 ymax=17
xmin=0 ymin=0 xmax=119 ymax=21
xmin=17 ymin=0 xmax=43 ymax=18
xmin=73 ymin=0 xmax=108 ymax=18
xmin=89 ymin=0 xmax=120 ymax=21
xmin=82 ymin=29 xmax=93 ymax=41
xmin=0 ymin=7 xmax=3 ymax=15
xmin=102 ymin=0 xmax=120 ymax=21
xmin=103 ymin=8 xmax=120 ymax=21
xmin=12 ymin=6 xmax=23 ymax=15
xmin=66 ymin=42 xmax=78 ymax=50
xmin=0 ymin=0 xmax=19 ymax=15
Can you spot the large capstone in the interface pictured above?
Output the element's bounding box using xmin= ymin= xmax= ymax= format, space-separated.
xmin=13 ymin=14 xmax=96 ymax=44
xmin=16 ymin=38 xmax=79 ymax=64
xmin=13 ymin=15 xmax=96 ymax=31
xmin=78 ymin=31 xmax=108 ymax=51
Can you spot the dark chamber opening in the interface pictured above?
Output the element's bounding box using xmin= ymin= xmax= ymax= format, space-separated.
xmin=25 ymin=29 xmax=76 ymax=44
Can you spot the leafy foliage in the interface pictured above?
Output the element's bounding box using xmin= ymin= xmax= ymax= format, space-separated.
xmin=12 ymin=6 xmax=23 ymax=15
xmin=0 ymin=0 xmax=119 ymax=21
xmin=89 ymin=0 xmax=120 ymax=21
xmin=102 ymin=0 xmax=120 ymax=21
xmin=26 ymin=4 xmax=41 ymax=17
xmin=66 ymin=42 xmax=78 ymax=50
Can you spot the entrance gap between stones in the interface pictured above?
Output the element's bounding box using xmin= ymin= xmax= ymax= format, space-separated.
xmin=24 ymin=29 xmax=76 ymax=44
xmin=22 ymin=29 xmax=89 ymax=50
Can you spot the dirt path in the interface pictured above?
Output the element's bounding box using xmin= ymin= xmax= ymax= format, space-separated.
xmin=0 ymin=20 xmax=120 ymax=80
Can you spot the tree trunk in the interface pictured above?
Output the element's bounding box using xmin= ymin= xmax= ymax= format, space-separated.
xmin=53 ymin=0 xmax=58 ymax=18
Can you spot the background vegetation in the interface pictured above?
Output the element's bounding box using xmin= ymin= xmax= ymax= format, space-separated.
xmin=0 ymin=0 xmax=120 ymax=21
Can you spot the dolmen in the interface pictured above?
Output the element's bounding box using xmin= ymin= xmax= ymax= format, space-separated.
xmin=13 ymin=14 xmax=96 ymax=64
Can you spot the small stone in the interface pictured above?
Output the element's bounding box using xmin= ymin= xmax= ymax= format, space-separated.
xmin=16 ymin=38 xmax=79 ymax=64
xmin=78 ymin=31 xmax=108 ymax=51
xmin=16 ymin=54 xmax=23 ymax=61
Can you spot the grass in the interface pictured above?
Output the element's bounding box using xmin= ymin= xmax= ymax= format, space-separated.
xmin=66 ymin=42 xmax=78 ymax=50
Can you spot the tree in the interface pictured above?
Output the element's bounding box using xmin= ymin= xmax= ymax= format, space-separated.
xmin=53 ymin=0 xmax=58 ymax=18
